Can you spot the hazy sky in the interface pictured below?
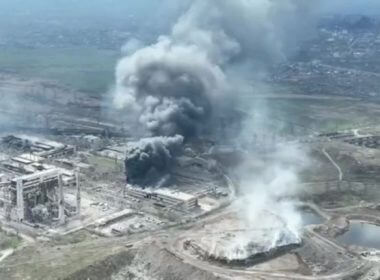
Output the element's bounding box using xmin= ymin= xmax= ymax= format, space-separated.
xmin=0 ymin=0 xmax=190 ymax=20
xmin=1 ymin=1 xmax=379 ymax=11
xmin=0 ymin=0 xmax=378 ymax=40
xmin=1 ymin=0 xmax=379 ymax=21
xmin=0 ymin=0 xmax=189 ymax=33
xmin=0 ymin=0 xmax=378 ymax=26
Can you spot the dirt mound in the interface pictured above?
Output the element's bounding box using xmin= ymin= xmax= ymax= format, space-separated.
xmin=62 ymin=250 xmax=136 ymax=280
xmin=112 ymin=243 xmax=224 ymax=280
xmin=64 ymin=243 xmax=224 ymax=280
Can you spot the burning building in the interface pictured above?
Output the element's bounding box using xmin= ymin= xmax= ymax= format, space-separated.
xmin=124 ymin=135 xmax=184 ymax=185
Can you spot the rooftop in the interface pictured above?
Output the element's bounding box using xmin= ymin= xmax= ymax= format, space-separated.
xmin=127 ymin=185 xmax=196 ymax=202
xmin=152 ymin=188 xmax=196 ymax=201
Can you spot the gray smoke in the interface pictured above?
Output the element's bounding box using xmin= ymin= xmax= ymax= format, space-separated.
xmin=114 ymin=38 xmax=226 ymax=137
xmin=125 ymin=135 xmax=184 ymax=184
xmin=113 ymin=0 xmax=317 ymax=138
xmin=112 ymin=0 xmax=343 ymax=246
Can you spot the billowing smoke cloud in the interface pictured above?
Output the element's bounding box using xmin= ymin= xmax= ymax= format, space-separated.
xmin=113 ymin=0 xmax=317 ymax=138
xmin=202 ymin=141 xmax=309 ymax=259
xmin=115 ymin=39 xmax=226 ymax=137
xmin=114 ymin=0 xmax=316 ymax=246
xmin=125 ymin=135 xmax=184 ymax=184
xmin=236 ymin=142 xmax=309 ymax=235
xmin=113 ymin=0 xmax=317 ymax=248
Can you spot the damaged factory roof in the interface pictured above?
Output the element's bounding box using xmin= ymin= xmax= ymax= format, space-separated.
xmin=154 ymin=187 xmax=196 ymax=202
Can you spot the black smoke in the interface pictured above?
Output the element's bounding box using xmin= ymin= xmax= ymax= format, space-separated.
xmin=125 ymin=135 xmax=184 ymax=185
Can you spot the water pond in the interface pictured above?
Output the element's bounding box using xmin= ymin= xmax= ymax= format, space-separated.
xmin=337 ymin=222 xmax=380 ymax=249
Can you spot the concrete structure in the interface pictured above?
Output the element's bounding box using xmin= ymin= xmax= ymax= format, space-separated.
xmin=75 ymin=170 xmax=81 ymax=215
xmin=1 ymin=153 xmax=77 ymax=187
xmin=10 ymin=169 xmax=64 ymax=223
xmin=0 ymin=135 xmax=83 ymax=226
xmin=126 ymin=186 xmax=198 ymax=211
xmin=0 ymin=169 xmax=80 ymax=224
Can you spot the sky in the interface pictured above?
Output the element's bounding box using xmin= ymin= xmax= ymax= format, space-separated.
xmin=0 ymin=0 xmax=189 ymax=34
xmin=0 ymin=0 xmax=378 ymax=39
xmin=1 ymin=0 xmax=379 ymax=26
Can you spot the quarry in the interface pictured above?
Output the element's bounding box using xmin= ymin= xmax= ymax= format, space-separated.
xmin=2 ymin=1 xmax=380 ymax=280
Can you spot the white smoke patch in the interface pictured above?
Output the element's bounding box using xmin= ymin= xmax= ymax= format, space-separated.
xmin=112 ymin=0 xmax=317 ymax=138
xmin=231 ymin=142 xmax=309 ymax=252
xmin=121 ymin=38 xmax=144 ymax=56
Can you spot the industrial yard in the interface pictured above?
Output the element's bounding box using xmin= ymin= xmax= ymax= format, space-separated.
xmin=2 ymin=69 xmax=380 ymax=279
xmin=2 ymin=1 xmax=380 ymax=280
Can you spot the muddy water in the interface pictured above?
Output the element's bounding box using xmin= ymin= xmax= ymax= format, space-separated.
xmin=337 ymin=222 xmax=380 ymax=249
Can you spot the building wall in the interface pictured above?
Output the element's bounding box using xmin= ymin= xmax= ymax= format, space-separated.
xmin=126 ymin=186 xmax=198 ymax=211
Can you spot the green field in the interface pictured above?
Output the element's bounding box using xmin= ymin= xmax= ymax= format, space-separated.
xmin=0 ymin=228 xmax=22 ymax=250
xmin=240 ymin=94 xmax=380 ymax=135
xmin=0 ymin=47 xmax=119 ymax=95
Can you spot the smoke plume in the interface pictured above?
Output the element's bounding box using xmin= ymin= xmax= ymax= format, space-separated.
xmin=237 ymin=142 xmax=309 ymax=235
xmin=125 ymin=135 xmax=184 ymax=185
xmin=113 ymin=0 xmax=316 ymax=138
xmin=115 ymin=0 xmax=315 ymax=247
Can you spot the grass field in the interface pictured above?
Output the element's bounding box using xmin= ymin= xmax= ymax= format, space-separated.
xmin=0 ymin=229 xmax=22 ymax=250
xmin=240 ymin=94 xmax=380 ymax=135
xmin=0 ymin=47 xmax=119 ymax=95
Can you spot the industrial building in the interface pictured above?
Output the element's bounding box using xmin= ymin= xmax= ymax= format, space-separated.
xmin=2 ymin=135 xmax=75 ymax=159
xmin=0 ymin=135 xmax=81 ymax=225
xmin=126 ymin=185 xmax=198 ymax=211
xmin=0 ymin=168 xmax=80 ymax=224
